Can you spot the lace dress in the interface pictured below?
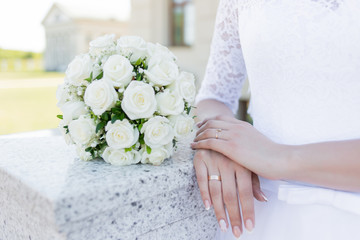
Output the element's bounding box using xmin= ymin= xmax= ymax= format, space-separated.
xmin=196 ymin=0 xmax=360 ymax=239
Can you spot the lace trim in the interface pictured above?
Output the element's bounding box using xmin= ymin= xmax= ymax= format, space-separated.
xmin=196 ymin=0 xmax=247 ymax=113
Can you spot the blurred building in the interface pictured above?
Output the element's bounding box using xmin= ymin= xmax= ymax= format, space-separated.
xmin=130 ymin=0 xmax=249 ymax=118
xmin=42 ymin=3 xmax=128 ymax=71
xmin=42 ymin=0 xmax=249 ymax=116
xmin=42 ymin=0 xmax=218 ymax=80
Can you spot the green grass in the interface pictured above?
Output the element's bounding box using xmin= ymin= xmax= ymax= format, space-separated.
xmin=0 ymin=48 xmax=42 ymax=60
xmin=0 ymin=71 xmax=64 ymax=80
xmin=0 ymin=87 xmax=61 ymax=135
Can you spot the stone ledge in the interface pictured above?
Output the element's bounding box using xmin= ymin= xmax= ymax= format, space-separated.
xmin=0 ymin=136 xmax=217 ymax=240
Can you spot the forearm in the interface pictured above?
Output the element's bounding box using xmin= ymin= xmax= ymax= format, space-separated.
xmin=195 ymin=99 xmax=234 ymax=122
xmin=280 ymin=139 xmax=360 ymax=192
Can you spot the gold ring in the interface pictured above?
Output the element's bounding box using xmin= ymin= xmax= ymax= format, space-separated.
xmin=208 ymin=175 xmax=221 ymax=181
xmin=215 ymin=129 xmax=221 ymax=139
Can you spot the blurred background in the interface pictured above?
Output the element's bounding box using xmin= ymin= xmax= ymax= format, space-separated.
xmin=0 ymin=0 xmax=249 ymax=136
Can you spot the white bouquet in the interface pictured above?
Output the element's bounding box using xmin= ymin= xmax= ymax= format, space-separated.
xmin=56 ymin=34 xmax=196 ymax=166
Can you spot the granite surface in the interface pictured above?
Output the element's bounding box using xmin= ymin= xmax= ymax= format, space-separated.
xmin=0 ymin=136 xmax=217 ymax=240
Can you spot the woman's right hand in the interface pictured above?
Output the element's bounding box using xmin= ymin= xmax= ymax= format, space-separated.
xmin=193 ymin=149 xmax=267 ymax=238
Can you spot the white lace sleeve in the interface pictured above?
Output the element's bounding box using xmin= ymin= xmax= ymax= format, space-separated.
xmin=196 ymin=0 xmax=247 ymax=114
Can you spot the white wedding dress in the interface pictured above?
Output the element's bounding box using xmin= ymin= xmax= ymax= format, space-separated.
xmin=196 ymin=0 xmax=360 ymax=239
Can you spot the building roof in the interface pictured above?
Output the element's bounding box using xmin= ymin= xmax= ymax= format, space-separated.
xmin=42 ymin=1 xmax=130 ymax=25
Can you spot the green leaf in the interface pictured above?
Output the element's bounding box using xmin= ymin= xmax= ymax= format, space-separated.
xmin=57 ymin=115 xmax=63 ymax=120
xmin=96 ymin=121 xmax=106 ymax=133
xmin=137 ymin=123 xmax=143 ymax=132
xmin=85 ymin=147 xmax=92 ymax=152
xmin=90 ymin=150 xmax=96 ymax=158
xmin=146 ymin=145 xmax=152 ymax=154
xmin=119 ymin=112 xmax=125 ymax=120
xmin=139 ymin=137 xmax=145 ymax=145
xmin=136 ymin=73 xmax=141 ymax=81
xmin=101 ymin=112 xmax=109 ymax=121
xmin=85 ymin=72 xmax=93 ymax=82
xmin=111 ymin=113 xmax=124 ymax=124
xmin=125 ymin=147 xmax=132 ymax=152
xmin=111 ymin=108 xmax=122 ymax=115
xmin=95 ymin=71 xmax=103 ymax=80
xmin=63 ymin=125 xmax=69 ymax=134
xmin=134 ymin=58 xmax=142 ymax=66
xmin=186 ymin=106 xmax=192 ymax=115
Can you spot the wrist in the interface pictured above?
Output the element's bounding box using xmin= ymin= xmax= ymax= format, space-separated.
xmin=272 ymin=144 xmax=299 ymax=181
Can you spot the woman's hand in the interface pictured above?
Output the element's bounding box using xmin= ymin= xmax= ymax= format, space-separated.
xmin=193 ymin=149 xmax=267 ymax=237
xmin=192 ymin=116 xmax=287 ymax=180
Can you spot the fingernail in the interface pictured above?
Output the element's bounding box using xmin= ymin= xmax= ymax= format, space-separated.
xmin=233 ymin=226 xmax=242 ymax=238
xmin=219 ymin=219 xmax=227 ymax=232
xmin=260 ymin=191 xmax=268 ymax=202
xmin=204 ymin=200 xmax=210 ymax=210
xmin=196 ymin=122 xmax=202 ymax=127
xmin=245 ymin=219 xmax=254 ymax=232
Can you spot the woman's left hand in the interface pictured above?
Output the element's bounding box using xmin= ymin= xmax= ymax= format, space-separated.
xmin=191 ymin=116 xmax=287 ymax=180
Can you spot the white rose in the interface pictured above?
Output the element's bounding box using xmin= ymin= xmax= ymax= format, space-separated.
xmin=144 ymin=55 xmax=179 ymax=86
xmin=170 ymin=71 xmax=196 ymax=103
xmin=76 ymin=145 xmax=92 ymax=161
xmin=102 ymin=147 xmax=141 ymax=166
xmin=65 ymin=54 xmax=92 ymax=86
xmin=156 ymin=89 xmax=184 ymax=116
xmin=60 ymin=101 xmax=88 ymax=124
xmin=169 ymin=114 xmax=194 ymax=138
xmin=56 ymin=83 xmax=71 ymax=108
xmin=147 ymin=42 xmax=177 ymax=61
xmin=103 ymin=55 xmax=134 ymax=88
xmin=89 ymin=34 xmax=116 ymax=56
xmin=117 ymin=36 xmax=147 ymax=62
xmin=105 ymin=119 xmax=139 ymax=149
xmin=68 ymin=116 xmax=96 ymax=145
xmin=84 ymin=79 xmax=118 ymax=115
xmin=141 ymin=145 xmax=171 ymax=166
xmin=141 ymin=116 xmax=174 ymax=148
xmin=121 ymin=81 xmax=157 ymax=120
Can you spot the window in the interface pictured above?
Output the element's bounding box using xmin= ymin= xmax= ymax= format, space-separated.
xmin=170 ymin=0 xmax=194 ymax=46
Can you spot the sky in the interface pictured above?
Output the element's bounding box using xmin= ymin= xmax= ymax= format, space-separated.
xmin=0 ymin=0 xmax=130 ymax=53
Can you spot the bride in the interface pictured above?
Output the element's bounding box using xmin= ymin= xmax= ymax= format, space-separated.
xmin=191 ymin=0 xmax=360 ymax=239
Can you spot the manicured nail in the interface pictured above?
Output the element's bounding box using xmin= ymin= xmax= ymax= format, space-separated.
xmin=204 ymin=200 xmax=210 ymax=210
xmin=219 ymin=219 xmax=227 ymax=232
xmin=196 ymin=122 xmax=202 ymax=127
xmin=233 ymin=226 xmax=242 ymax=238
xmin=260 ymin=191 xmax=268 ymax=202
xmin=245 ymin=219 xmax=254 ymax=232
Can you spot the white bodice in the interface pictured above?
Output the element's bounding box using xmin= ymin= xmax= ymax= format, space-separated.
xmin=197 ymin=0 xmax=360 ymax=145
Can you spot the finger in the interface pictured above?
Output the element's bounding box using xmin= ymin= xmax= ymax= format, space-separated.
xmin=196 ymin=115 xmax=224 ymax=128
xmin=194 ymin=128 xmax=230 ymax=142
xmin=221 ymin=167 xmax=243 ymax=238
xmin=197 ymin=115 xmax=241 ymax=128
xmin=191 ymin=139 xmax=228 ymax=156
xmin=208 ymin=168 xmax=228 ymax=232
xmin=236 ymin=169 xmax=255 ymax=233
xmin=193 ymin=151 xmax=212 ymax=210
xmin=251 ymin=173 xmax=268 ymax=202
xmin=196 ymin=120 xmax=232 ymax=137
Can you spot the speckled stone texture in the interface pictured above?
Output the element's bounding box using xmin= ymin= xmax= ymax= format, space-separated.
xmin=0 ymin=136 xmax=217 ymax=240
